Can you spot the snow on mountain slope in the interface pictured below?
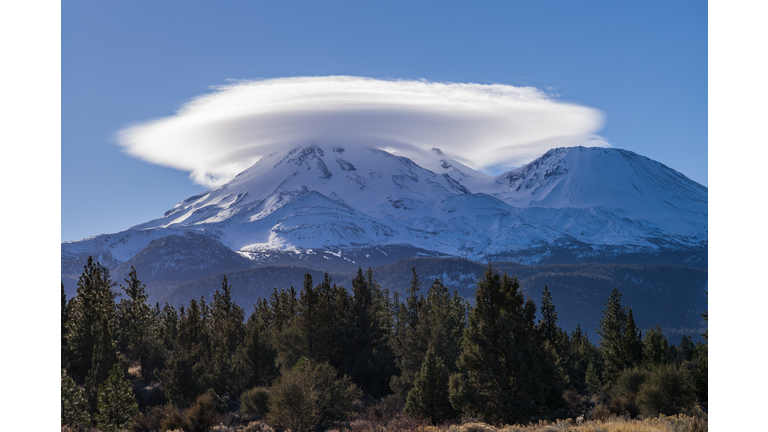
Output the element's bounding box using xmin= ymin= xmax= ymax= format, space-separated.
xmin=494 ymin=147 xmax=707 ymax=216
xmin=62 ymin=145 xmax=708 ymax=275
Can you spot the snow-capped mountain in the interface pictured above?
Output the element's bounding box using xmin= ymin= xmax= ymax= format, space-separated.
xmin=62 ymin=145 xmax=707 ymax=286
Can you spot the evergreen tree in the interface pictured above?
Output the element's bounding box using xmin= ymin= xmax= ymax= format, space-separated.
xmin=539 ymin=286 xmax=560 ymax=351
xmin=115 ymin=267 xmax=155 ymax=379
xmin=205 ymin=276 xmax=246 ymax=394
xmin=160 ymin=298 xmax=206 ymax=407
xmin=234 ymin=305 xmax=279 ymax=394
xmin=344 ymin=267 xmax=394 ymax=397
xmin=701 ymin=292 xmax=708 ymax=346
xmin=596 ymin=288 xmax=631 ymax=384
xmin=390 ymin=272 xmax=426 ymax=399
xmin=95 ymin=363 xmax=140 ymax=432
xmin=65 ymin=257 xmax=117 ymax=384
xmin=61 ymin=369 xmax=91 ymax=428
xmin=84 ymin=311 xmax=120 ymax=411
xmin=287 ymin=273 xmax=322 ymax=365
xmin=158 ymin=302 xmax=179 ymax=350
xmin=537 ymin=285 xmax=568 ymax=382
xmin=407 ymin=267 xmax=422 ymax=328
xmin=392 ymin=278 xmax=468 ymax=399
xmin=618 ymin=308 xmax=643 ymax=369
xmin=642 ymin=324 xmax=669 ymax=367
xmin=694 ymin=355 xmax=707 ymax=408
xmin=695 ymin=298 xmax=708 ymax=407
xmin=678 ymin=335 xmax=696 ymax=362
xmin=310 ymin=274 xmax=352 ymax=370
xmin=62 ymin=283 xmax=70 ymax=369
xmin=269 ymin=286 xmax=299 ymax=369
xmin=405 ymin=349 xmax=456 ymax=425
xmin=448 ymin=265 xmax=565 ymax=424
xmin=585 ymin=360 xmax=603 ymax=390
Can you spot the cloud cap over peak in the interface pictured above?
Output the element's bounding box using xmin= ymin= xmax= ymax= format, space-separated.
xmin=117 ymin=76 xmax=607 ymax=186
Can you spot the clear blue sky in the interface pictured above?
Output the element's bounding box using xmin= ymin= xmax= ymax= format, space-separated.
xmin=62 ymin=0 xmax=707 ymax=242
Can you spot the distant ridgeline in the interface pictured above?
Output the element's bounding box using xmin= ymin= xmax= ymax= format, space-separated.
xmin=151 ymin=256 xmax=707 ymax=343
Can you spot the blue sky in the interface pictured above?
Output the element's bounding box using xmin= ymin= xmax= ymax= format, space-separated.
xmin=62 ymin=0 xmax=707 ymax=242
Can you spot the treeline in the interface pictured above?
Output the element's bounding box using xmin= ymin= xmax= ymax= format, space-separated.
xmin=61 ymin=257 xmax=707 ymax=432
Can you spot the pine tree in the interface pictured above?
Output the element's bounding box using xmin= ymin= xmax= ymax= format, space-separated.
xmin=65 ymin=257 xmax=117 ymax=384
xmin=539 ymin=287 xmax=558 ymax=346
xmin=564 ymin=324 xmax=597 ymax=389
xmin=538 ymin=285 xmax=568 ymax=370
xmin=234 ymin=305 xmax=279 ymax=393
xmin=115 ymin=267 xmax=155 ymax=379
xmin=642 ymin=324 xmax=669 ymax=367
xmin=160 ymin=298 xmax=206 ymax=407
xmin=678 ymin=335 xmax=696 ymax=362
xmin=407 ymin=267 xmax=422 ymax=328
xmin=405 ymin=349 xmax=456 ymax=425
xmin=390 ymin=270 xmax=426 ymax=399
xmin=596 ymin=288 xmax=630 ymax=385
xmin=292 ymin=273 xmax=321 ymax=362
xmin=695 ymin=297 xmax=708 ymax=408
xmin=95 ymin=363 xmax=139 ymax=432
xmin=344 ymin=267 xmax=393 ymax=397
xmin=448 ymin=265 xmax=565 ymax=424
xmin=392 ymin=278 xmax=468 ymax=399
xmin=61 ymin=369 xmax=91 ymax=428
xmin=269 ymin=286 xmax=299 ymax=369
xmin=62 ymin=283 xmax=70 ymax=369
xmin=158 ymin=302 xmax=178 ymax=350
xmin=205 ymin=276 xmax=246 ymax=394
xmin=618 ymin=308 xmax=643 ymax=369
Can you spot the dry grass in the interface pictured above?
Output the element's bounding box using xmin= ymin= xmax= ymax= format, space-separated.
xmin=60 ymin=415 xmax=707 ymax=432
xmin=320 ymin=414 xmax=706 ymax=432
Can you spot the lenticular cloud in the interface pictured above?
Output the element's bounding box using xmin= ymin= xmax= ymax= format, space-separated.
xmin=117 ymin=76 xmax=606 ymax=187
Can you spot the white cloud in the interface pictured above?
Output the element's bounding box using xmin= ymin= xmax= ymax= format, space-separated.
xmin=117 ymin=76 xmax=607 ymax=187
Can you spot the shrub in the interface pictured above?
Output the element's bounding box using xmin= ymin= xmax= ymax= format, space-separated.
xmin=614 ymin=367 xmax=649 ymax=397
xmin=591 ymin=403 xmax=612 ymax=421
xmin=608 ymin=367 xmax=649 ymax=417
xmin=241 ymin=387 xmax=271 ymax=418
xmin=636 ymin=364 xmax=696 ymax=417
xmin=267 ymin=367 xmax=319 ymax=432
xmin=186 ymin=393 xmax=221 ymax=432
xmin=267 ymin=358 xmax=361 ymax=432
xmin=130 ymin=405 xmax=172 ymax=432
xmin=241 ymin=420 xmax=275 ymax=432
xmin=159 ymin=407 xmax=192 ymax=432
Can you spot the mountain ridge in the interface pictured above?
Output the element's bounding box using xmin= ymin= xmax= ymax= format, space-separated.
xmin=62 ymin=145 xmax=707 ymax=285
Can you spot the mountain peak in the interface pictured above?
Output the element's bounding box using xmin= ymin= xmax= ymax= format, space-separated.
xmin=64 ymin=145 xmax=707 ymax=274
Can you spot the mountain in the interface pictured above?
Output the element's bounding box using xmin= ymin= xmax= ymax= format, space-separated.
xmin=61 ymin=144 xmax=707 ymax=297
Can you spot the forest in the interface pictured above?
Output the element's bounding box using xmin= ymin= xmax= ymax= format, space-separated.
xmin=61 ymin=257 xmax=708 ymax=432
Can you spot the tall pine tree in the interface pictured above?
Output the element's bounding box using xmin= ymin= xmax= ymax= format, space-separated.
xmin=344 ymin=268 xmax=393 ymax=397
xmin=448 ymin=265 xmax=565 ymax=424
xmin=65 ymin=257 xmax=118 ymax=384
xmin=596 ymin=288 xmax=636 ymax=385
xmin=205 ymin=276 xmax=245 ymax=394
xmin=115 ymin=267 xmax=155 ymax=380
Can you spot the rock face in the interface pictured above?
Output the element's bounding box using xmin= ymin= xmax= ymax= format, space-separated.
xmin=62 ymin=144 xmax=707 ymax=293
